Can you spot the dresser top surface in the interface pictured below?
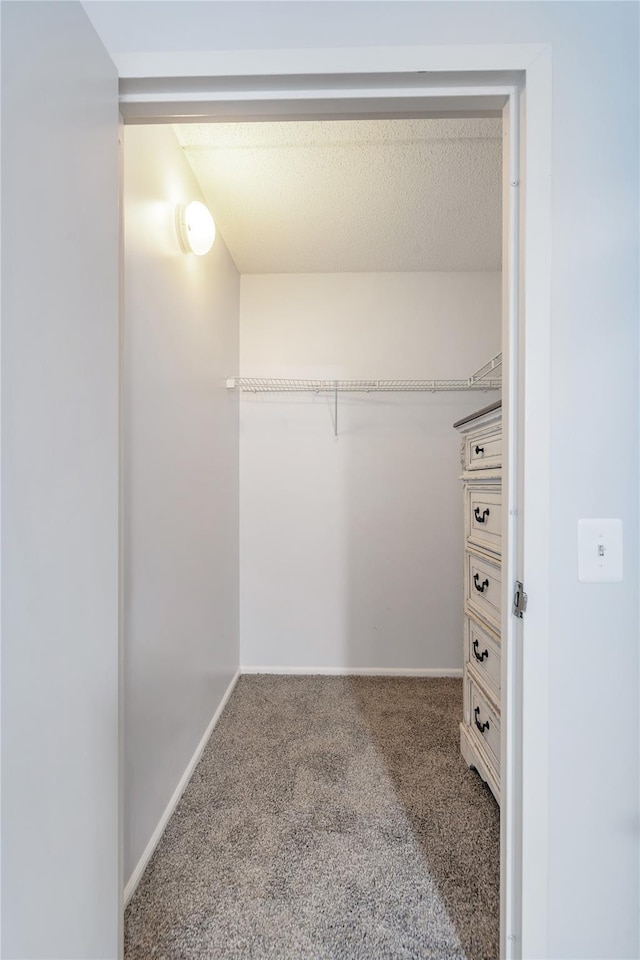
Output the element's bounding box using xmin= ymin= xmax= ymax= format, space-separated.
xmin=453 ymin=399 xmax=502 ymax=430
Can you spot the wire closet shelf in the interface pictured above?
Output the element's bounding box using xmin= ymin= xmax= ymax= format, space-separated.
xmin=228 ymin=352 xmax=502 ymax=394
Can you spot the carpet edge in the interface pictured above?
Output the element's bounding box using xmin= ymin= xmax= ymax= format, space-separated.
xmin=240 ymin=666 xmax=463 ymax=677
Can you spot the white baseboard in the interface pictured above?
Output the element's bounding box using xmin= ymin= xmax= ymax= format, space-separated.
xmin=123 ymin=667 xmax=240 ymax=908
xmin=240 ymin=666 xmax=463 ymax=677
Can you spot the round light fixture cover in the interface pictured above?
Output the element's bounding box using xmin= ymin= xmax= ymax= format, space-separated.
xmin=176 ymin=201 xmax=216 ymax=256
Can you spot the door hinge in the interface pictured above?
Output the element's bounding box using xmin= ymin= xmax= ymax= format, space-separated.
xmin=513 ymin=580 xmax=528 ymax=618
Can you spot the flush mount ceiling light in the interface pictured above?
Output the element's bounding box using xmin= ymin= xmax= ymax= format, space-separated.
xmin=176 ymin=201 xmax=216 ymax=256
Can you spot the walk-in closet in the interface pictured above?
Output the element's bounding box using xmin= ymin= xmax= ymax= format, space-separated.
xmin=122 ymin=115 xmax=505 ymax=959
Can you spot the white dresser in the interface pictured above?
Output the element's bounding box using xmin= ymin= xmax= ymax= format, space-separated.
xmin=454 ymin=401 xmax=502 ymax=804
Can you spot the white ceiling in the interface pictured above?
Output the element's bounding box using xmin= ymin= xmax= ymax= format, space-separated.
xmin=174 ymin=117 xmax=502 ymax=275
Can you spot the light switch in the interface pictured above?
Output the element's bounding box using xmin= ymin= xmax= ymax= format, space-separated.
xmin=577 ymin=519 xmax=623 ymax=582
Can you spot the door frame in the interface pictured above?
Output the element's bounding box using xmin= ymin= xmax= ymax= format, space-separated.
xmin=118 ymin=43 xmax=551 ymax=960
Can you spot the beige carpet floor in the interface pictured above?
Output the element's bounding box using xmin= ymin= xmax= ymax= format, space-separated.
xmin=125 ymin=676 xmax=500 ymax=960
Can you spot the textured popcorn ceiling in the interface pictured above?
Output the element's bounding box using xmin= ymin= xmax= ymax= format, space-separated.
xmin=174 ymin=118 xmax=501 ymax=274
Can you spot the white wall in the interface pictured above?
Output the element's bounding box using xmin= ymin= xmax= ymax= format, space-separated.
xmin=123 ymin=125 xmax=239 ymax=885
xmin=240 ymin=273 xmax=500 ymax=671
xmin=1 ymin=4 xmax=120 ymax=957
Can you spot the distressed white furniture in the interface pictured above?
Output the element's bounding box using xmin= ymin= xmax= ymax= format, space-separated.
xmin=454 ymin=400 xmax=502 ymax=804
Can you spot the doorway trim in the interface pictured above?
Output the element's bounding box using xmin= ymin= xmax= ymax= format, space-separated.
xmin=118 ymin=43 xmax=551 ymax=960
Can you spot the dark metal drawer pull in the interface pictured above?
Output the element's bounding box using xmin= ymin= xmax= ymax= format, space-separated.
xmin=474 ymin=444 xmax=485 ymax=455
xmin=473 ymin=639 xmax=489 ymax=663
xmin=474 ymin=506 xmax=490 ymax=524
xmin=474 ymin=707 xmax=490 ymax=733
xmin=473 ymin=573 xmax=490 ymax=593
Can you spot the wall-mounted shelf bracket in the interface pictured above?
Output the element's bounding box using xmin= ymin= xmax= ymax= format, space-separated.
xmin=467 ymin=352 xmax=502 ymax=388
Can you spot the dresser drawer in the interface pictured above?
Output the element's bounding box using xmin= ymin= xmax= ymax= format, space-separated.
xmin=466 ymin=615 xmax=501 ymax=701
xmin=465 ymin=484 xmax=502 ymax=557
xmin=465 ymin=549 xmax=502 ymax=633
xmin=465 ymin=422 xmax=501 ymax=472
xmin=468 ymin=677 xmax=501 ymax=775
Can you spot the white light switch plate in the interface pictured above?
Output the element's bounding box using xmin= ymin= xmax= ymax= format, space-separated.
xmin=578 ymin=519 xmax=623 ymax=582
